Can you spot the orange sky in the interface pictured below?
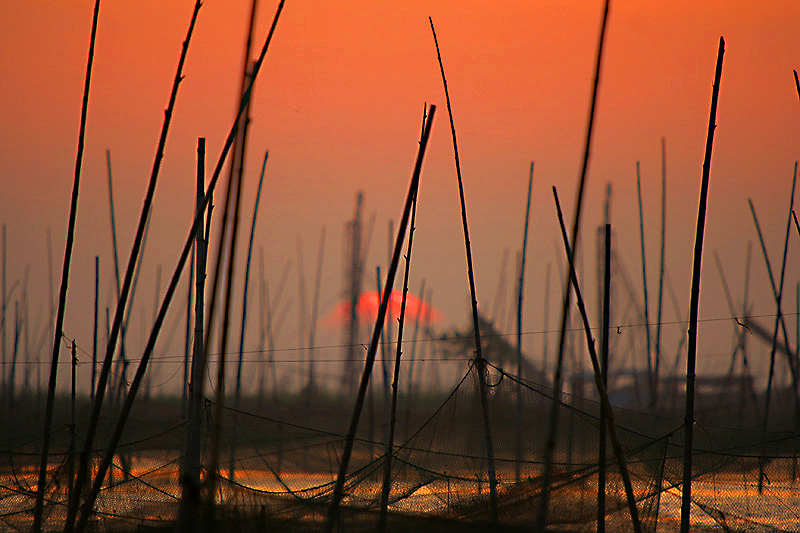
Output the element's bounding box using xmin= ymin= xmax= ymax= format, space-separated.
xmin=1 ymin=0 xmax=799 ymax=393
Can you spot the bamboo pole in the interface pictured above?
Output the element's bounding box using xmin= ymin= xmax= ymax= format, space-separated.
xmin=66 ymin=2 xmax=203 ymax=530
xmin=515 ymin=162 xmax=534 ymax=482
xmin=232 ymin=149 xmax=267 ymax=481
xmin=553 ymin=189 xmax=642 ymax=533
xmin=33 ymin=1 xmax=100 ymax=529
xmin=536 ymin=0 xmax=610 ymax=526
xmin=68 ymin=339 xmax=76 ymax=501
xmin=297 ymin=235 xmax=309 ymax=391
xmin=654 ymin=138 xmax=667 ymax=406
xmin=597 ymin=223 xmax=611 ymax=533
xmin=636 ymin=162 xmax=654 ymax=404
xmin=184 ymin=231 xmax=194 ymax=414
xmin=326 ymin=106 xmax=436 ymax=533
xmin=758 ymin=164 xmax=798 ymax=491
xmin=307 ymin=226 xmax=326 ymax=388
xmin=429 ymin=18 xmax=498 ymax=521
xmin=178 ymin=137 xmax=209 ymax=533
xmin=10 ymin=301 xmax=18 ymax=406
xmin=379 ymin=182 xmax=420 ymax=531
xmin=74 ymin=1 xmax=286 ymax=524
xmin=92 ymin=257 xmax=99 ymax=399
xmin=748 ymin=199 xmax=799 ymax=415
xmin=680 ymin=36 xmax=724 ymax=533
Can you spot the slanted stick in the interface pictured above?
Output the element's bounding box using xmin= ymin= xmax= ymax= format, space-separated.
xmin=636 ymin=162 xmax=654 ymax=403
xmin=429 ymin=17 xmax=498 ymax=521
xmin=535 ymin=0 xmax=611 ymax=527
xmin=34 ymin=1 xmax=100 ymax=530
xmin=325 ymin=106 xmax=436 ymax=533
xmin=680 ymin=36 xmax=725 ymax=533
xmin=73 ymin=2 xmax=287 ymax=530
xmin=553 ymin=188 xmax=642 ymax=533
xmin=654 ymin=138 xmax=667 ymax=406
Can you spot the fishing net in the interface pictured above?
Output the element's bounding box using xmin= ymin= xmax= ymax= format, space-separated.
xmin=3 ymin=353 xmax=800 ymax=531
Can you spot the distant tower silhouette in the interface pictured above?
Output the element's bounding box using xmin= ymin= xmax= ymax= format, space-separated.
xmin=342 ymin=192 xmax=364 ymax=390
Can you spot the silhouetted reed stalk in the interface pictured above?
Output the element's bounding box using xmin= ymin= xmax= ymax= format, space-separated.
xmin=379 ymin=183 xmax=419 ymax=532
xmin=654 ymin=138 xmax=667 ymax=406
xmin=748 ymin=199 xmax=799 ymax=416
xmin=33 ymin=1 xmax=100 ymax=530
xmin=105 ymin=150 xmax=129 ymax=402
xmin=71 ymin=3 xmax=285 ymax=529
xmin=177 ymin=137 xmax=209 ymax=533
xmin=514 ymin=162 xmax=533 ymax=482
xmin=792 ymin=210 xmax=800 ymax=239
xmin=184 ymin=231 xmax=194 ymax=414
xmin=758 ymin=164 xmax=798 ymax=491
xmin=636 ymin=162 xmax=654 ymax=402
xmin=680 ymin=36 xmax=724 ymax=533
xmin=712 ymin=249 xmax=760 ymax=419
xmin=205 ymin=4 xmax=259 ymax=490
xmin=429 ymin=16 xmax=498 ymax=521
xmin=307 ymin=226 xmax=326 ymax=388
xmin=92 ymin=256 xmax=98 ymax=399
xmin=379 ymin=104 xmax=426 ymax=530
xmin=231 ymin=150 xmax=268 ymax=481
xmin=325 ymin=105 xmax=436 ymax=532
xmin=597 ymin=223 xmax=611 ymax=533
xmin=553 ymin=188 xmax=642 ymax=533
xmin=536 ymin=0 xmax=610 ymax=528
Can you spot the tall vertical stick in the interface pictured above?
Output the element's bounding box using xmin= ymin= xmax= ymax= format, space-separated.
xmin=326 ymin=107 xmax=436 ymax=532
xmin=231 ymin=150 xmax=267 ymax=480
xmin=759 ymin=164 xmax=798 ymax=490
xmin=597 ymin=223 xmax=611 ymax=533
xmin=680 ymin=36 xmax=724 ymax=533
xmin=33 ymin=1 xmax=99 ymax=530
xmin=69 ymin=339 xmax=77 ymax=501
xmin=67 ymin=3 xmax=203 ymax=529
xmin=184 ymin=228 xmax=194 ymax=414
xmin=536 ymin=0 xmax=611 ymax=527
xmin=92 ymin=256 xmax=99 ymax=399
xmin=178 ymin=137 xmax=208 ymax=533
xmin=307 ymin=226 xmax=326 ymax=388
xmin=379 ymin=186 xmax=420 ymax=532
xmin=554 ymin=191 xmax=641 ymax=532
xmin=636 ymin=162 xmax=654 ymax=403
xmin=429 ymin=18 xmax=498 ymax=522
xmin=654 ymin=138 xmax=667 ymax=406
xmin=514 ymin=162 xmax=534 ymax=482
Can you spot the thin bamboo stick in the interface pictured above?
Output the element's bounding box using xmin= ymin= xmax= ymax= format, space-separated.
xmin=325 ymin=105 xmax=436 ymax=533
xmin=429 ymin=17 xmax=498 ymax=521
xmin=33 ymin=1 xmax=100 ymax=529
xmin=654 ymin=138 xmax=667 ymax=406
xmin=73 ymin=4 xmax=286 ymax=529
xmin=636 ymin=162 xmax=654 ymax=403
xmin=759 ymin=163 xmax=798 ymax=491
xmin=92 ymin=257 xmax=99 ymax=399
xmin=514 ymin=161 xmax=534 ymax=482
xmin=231 ymin=150 xmax=267 ymax=481
xmin=307 ymin=226 xmax=326 ymax=388
xmin=177 ymin=137 xmax=208 ymax=533
xmin=680 ymin=36 xmax=725 ymax=533
xmin=748 ymin=199 xmax=799 ymax=413
xmin=379 ymin=180 xmax=420 ymax=531
xmin=553 ymin=189 xmax=642 ymax=533
xmin=536 ymin=0 xmax=610 ymax=526
xmin=597 ymin=223 xmax=611 ymax=533
xmin=67 ymin=2 xmax=204 ymax=530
